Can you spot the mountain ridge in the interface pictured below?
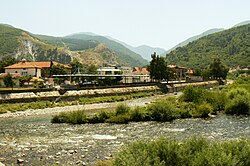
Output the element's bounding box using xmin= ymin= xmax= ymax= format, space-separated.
xmin=165 ymin=23 xmax=250 ymax=68
xmin=0 ymin=24 xmax=148 ymax=67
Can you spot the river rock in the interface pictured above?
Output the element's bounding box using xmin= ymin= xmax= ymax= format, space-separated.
xmin=56 ymin=152 xmax=61 ymax=156
xmin=0 ymin=162 xmax=5 ymax=166
xmin=68 ymin=150 xmax=75 ymax=154
xmin=17 ymin=159 xmax=24 ymax=164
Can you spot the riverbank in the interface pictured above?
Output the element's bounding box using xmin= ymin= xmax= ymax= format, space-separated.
xmin=0 ymin=94 xmax=173 ymax=118
xmin=0 ymin=113 xmax=249 ymax=165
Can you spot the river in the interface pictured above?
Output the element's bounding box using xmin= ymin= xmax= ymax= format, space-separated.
xmin=0 ymin=95 xmax=249 ymax=165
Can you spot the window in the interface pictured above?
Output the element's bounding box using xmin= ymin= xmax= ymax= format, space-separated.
xmin=21 ymin=72 xmax=28 ymax=76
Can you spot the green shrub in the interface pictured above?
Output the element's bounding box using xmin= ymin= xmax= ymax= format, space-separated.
xmin=205 ymin=91 xmax=227 ymax=112
xmin=105 ymin=114 xmax=131 ymax=124
xmin=129 ymin=107 xmax=149 ymax=122
xmin=51 ymin=110 xmax=87 ymax=124
xmin=225 ymin=87 xmax=250 ymax=115
xmin=147 ymin=100 xmax=179 ymax=122
xmin=225 ymin=95 xmax=250 ymax=115
xmin=191 ymin=103 xmax=213 ymax=118
xmin=112 ymin=137 xmax=250 ymax=166
xmin=178 ymin=102 xmax=195 ymax=118
xmin=180 ymin=86 xmax=207 ymax=103
xmin=51 ymin=113 xmax=68 ymax=123
xmin=115 ymin=104 xmax=130 ymax=116
xmin=87 ymin=111 xmax=111 ymax=123
xmin=227 ymin=88 xmax=249 ymax=100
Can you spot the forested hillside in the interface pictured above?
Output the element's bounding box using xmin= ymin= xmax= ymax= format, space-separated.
xmin=166 ymin=24 xmax=250 ymax=68
xmin=0 ymin=24 xmax=147 ymax=67
xmin=65 ymin=33 xmax=148 ymax=66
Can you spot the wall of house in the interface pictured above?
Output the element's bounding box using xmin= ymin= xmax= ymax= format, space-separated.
xmin=5 ymin=68 xmax=41 ymax=77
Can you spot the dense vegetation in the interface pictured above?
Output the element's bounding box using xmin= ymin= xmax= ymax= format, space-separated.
xmin=147 ymin=52 xmax=174 ymax=81
xmin=0 ymin=24 xmax=22 ymax=57
xmin=166 ymin=24 xmax=250 ymax=68
xmin=108 ymin=137 xmax=250 ymax=166
xmin=51 ymin=75 xmax=250 ymax=124
xmin=0 ymin=24 xmax=147 ymax=67
xmin=33 ymin=34 xmax=100 ymax=51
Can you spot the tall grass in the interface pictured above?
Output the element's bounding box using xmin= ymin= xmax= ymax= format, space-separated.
xmin=112 ymin=137 xmax=250 ymax=166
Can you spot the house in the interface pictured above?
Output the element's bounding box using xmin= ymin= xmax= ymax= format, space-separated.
xmin=97 ymin=66 xmax=122 ymax=75
xmin=5 ymin=60 xmax=42 ymax=78
xmin=131 ymin=67 xmax=150 ymax=83
xmin=168 ymin=65 xmax=188 ymax=80
xmin=4 ymin=60 xmax=71 ymax=78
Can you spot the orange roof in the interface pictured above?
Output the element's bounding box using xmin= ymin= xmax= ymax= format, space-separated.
xmin=132 ymin=67 xmax=150 ymax=75
xmin=5 ymin=61 xmax=71 ymax=69
xmin=186 ymin=69 xmax=194 ymax=74
xmin=4 ymin=62 xmax=42 ymax=69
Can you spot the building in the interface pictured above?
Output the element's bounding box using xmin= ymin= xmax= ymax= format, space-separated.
xmin=4 ymin=60 xmax=71 ymax=78
xmin=97 ymin=66 xmax=122 ymax=75
xmin=131 ymin=67 xmax=150 ymax=83
xmin=5 ymin=60 xmax=42 ymax=78
xmin=168 ymin=65 xmax=188 ymax=80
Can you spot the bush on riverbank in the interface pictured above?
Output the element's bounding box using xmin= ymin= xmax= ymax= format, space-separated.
xmin=111 ymin=137 xmax=250 ymax=166
xmin=225 ymin=88 xmax=250 ymax=115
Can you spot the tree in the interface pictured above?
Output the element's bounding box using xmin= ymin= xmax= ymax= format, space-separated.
xmin=51 ymin=64 xmax=67 ymax=76
xmin=3 ymin=73 xmax=15 ymax=88
xmin=70 ymin=61 xmax=88 ymax=74
xmin=209 ymin=58 xmax=229 ymax=79
xmin=87 ymin=64 xmax=98 ymax=74
xmin=0 ymin=57 xmax=17 ymax=73
xmin=147 ymin=52 xmax=174 ymax=82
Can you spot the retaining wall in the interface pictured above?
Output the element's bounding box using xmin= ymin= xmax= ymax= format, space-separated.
xmin=0 ymin=81 xmax=219 ymax=103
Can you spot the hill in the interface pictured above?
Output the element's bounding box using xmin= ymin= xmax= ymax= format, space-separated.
xmin=0 ymin=24 xmax=72 ymax=64
xmin=65 ymin=33 xmax=148 ymax=66
xmin=105 ymin=36 xmax=165 ymax=61
xmin=166 ymin=24 xmax=250 ymax=68
xmin=233 ymin=20 xmax=250 ymax=27
xmin=132 ymin=45 xmax=165 ymax=61
xmin=161 ymin=28 xmax=224 ymax=55
xmin=0 ymin=24 xmax=147 ymax=67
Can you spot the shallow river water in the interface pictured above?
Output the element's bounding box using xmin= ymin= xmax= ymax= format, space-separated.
xmin=0 ymin=97 xmax=250 ymax=165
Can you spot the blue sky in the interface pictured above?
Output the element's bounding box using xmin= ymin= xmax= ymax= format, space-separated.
xmin=0 ymin=0 xmax=249 ymax=49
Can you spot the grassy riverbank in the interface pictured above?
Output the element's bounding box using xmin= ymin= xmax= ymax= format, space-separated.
xmin=95 ymin=137 xmax=250 ymax=166
xmin=52 ymin=75 xmax=250 ymax=124
xmin=0 ymin=91 xmax=157 ymax=114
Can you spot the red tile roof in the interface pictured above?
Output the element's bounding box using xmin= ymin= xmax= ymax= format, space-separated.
xmin=4 ymin=61 xmax=71 ymax=69
xmin=132 ymin=67 xmax=150 ymax=75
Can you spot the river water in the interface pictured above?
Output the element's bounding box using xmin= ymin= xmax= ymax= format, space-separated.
xmin=0 ymin=97 xmax=250 ymax=165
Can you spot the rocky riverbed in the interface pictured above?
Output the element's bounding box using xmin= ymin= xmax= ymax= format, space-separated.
xmin=0 ymin=95 xmax=250 ymax=165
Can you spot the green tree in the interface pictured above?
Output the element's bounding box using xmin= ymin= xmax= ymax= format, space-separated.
xmin=209 ymin=58 xmax=229 ymax=79
xmin=87 ymin=64 xmax=98 ymax=74
xmin=3 ymin=73 xmax=15 ymax=88
xmin=147 ymin=52 xmax=173 ymax=82
xmin=70 ymin=61 xmax=88 ymax=74
xmin=0 ymin=57 xmax=17 ymax=73
xmin=19 ymin=75 xmax=32 ymax=87
xmin=51 ymin=64 xmax=67 ymax=76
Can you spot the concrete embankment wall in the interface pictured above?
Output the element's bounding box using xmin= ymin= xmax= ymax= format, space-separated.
xmin=0 ymin=85 xmax=159 ymax=103
xmin=0 ymin=81 xmax=219 ymax=103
